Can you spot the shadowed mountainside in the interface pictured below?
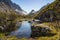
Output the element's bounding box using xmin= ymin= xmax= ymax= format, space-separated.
xmin=34 ymin=0 xmax=60 ymax=22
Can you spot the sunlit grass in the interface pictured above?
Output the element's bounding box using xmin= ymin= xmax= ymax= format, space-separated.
xmin=0 ymin=33 xmax=59 ymax=40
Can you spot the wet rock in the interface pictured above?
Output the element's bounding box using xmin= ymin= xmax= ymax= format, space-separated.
xmin=28 ymin=21 xmax=31 ymax=23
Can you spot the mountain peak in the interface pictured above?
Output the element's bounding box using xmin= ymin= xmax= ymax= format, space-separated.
xmin=29 ymin=10 xmax=35 ymax=13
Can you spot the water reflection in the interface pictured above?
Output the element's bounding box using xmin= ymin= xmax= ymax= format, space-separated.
xmin=10 ymin=21 xmax=32 ymax=38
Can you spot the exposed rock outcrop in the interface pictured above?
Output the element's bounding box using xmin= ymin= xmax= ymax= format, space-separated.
xmin=31 ymin=23 xmax=57 ymax=38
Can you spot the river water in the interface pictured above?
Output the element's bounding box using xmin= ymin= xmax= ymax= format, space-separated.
xmin=10 ymin=21 xmax=32 ymax=38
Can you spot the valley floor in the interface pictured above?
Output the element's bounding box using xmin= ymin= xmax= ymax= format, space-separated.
xmin=0 ymin=21 xmax=59 ymax=40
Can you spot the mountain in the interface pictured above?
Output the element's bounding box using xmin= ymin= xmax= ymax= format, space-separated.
xmin=30 ymin=3 xmax=50 ymax=18
xmin=28 ymin=10 xmax=36 ymax=15
xmin=0 ymin=0 xmax=22 ymax=10
xmin=0 ymin=0 xmax=27 ymax=15
xmin=0 ymin=0 xmax=27 ymax=32
xmin=29 ymin=10 xmax=35 ymax=14
xmin=34 ymin=0 xmax=60 ymax=22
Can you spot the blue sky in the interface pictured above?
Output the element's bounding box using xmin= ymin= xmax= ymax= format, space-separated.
xmin=12 ymin=0 xmax=54 ymax=13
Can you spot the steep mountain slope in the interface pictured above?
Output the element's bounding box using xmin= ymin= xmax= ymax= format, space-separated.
xmin=0 ymin=0 xmax=25 ymax=33
xmin=34 ymin=0 xmax=60 ymax=22
xmin=0 ymin=0 xmax=22 ymax=11
xmin=0 ymin=0 xmax=27 ymax=15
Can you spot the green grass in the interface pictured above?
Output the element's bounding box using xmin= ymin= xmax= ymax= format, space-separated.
xmin=0 ymin=33 xmax=59 ymax=40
